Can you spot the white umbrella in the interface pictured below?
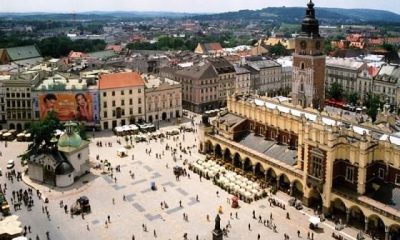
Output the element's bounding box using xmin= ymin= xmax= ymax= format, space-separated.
xmin=309 ymin=216 xmax=321 ymax=225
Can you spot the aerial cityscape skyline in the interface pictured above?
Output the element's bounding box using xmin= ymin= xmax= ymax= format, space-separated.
xmin=1 ymin=0 xmax=400 ymax=14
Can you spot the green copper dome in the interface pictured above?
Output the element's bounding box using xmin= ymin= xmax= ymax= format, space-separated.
xmin=58 ymin=122 xmax=82 ymax=148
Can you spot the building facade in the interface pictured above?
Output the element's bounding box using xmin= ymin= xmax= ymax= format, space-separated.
xmin=326 ymin=57 xmax=367 ymax=98
xmin=175 ymin=63 xmax=219 ymax=113
xmin=234 ymin=65 xmax=251 ymax=95
xmin=291 ymin=1 xmax=325 ymax=109
xmin=199 ymin=95 xmax=400 ymax=240
xmin=98 ymin=72 xmax=145 ymax=130
xmin=144 ymin=75 xmax=182 ymax=123
xmin=373 ymin=65 xmax=400 ymax=107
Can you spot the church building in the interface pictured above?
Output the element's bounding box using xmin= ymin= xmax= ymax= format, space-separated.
xmin=27 ymin=122 xmax=90 ymax=187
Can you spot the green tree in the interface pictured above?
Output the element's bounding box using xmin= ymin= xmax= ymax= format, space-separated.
xmin=328 ymin=82 xmax=343 ymax=100
xmin=364 ymin=93 xmax=382 ymax=122
xmin=347 ymin=92 xmax=359 ymax=105
xmin=269 ymin=42 xmax=287 ymax=56
xmin=20 ymin=111 xmax=64 ymax=161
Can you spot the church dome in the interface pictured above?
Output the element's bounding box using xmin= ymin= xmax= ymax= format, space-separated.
xmin=58 ymin=122 xmax=82 ymax=148
xmin=55 ymin=161 xmax=74 ymax=175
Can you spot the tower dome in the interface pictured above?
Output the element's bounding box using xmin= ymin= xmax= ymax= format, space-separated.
xmin=58 ymin=122 xmax=82 ymax=148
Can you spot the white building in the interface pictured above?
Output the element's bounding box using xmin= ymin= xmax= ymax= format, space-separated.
xmin=144 ymin=74 xmax=182 ymax=123
xmin=98 ymin=72 xmax=145 ymax=130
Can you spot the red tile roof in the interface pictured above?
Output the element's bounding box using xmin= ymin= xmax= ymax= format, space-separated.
xmin=105 ymin=44 xmax=123 ymax=53
xmin=98 ymin=72 xmax=145 ymax=90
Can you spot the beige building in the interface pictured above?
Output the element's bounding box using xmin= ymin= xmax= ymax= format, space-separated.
xmin=245 ymin=58 xmax=282 ymax=96
xmin=357 ymin=68 xmax=375 ymax=104
xmin=208 ymin=58 xmax=236 ymax=106
xmin=325 ymin=57 xmax=367 ymax=97
xmin=374 ymin=64 xmax=400 ymax=107
xmin=98 ymin=72 xmax=145 ymax=130
xmin=234 ymin=65 xmax=251 ymax=95
xmin=143 ymin=74 xmax=182 ymax=123
xmin=175 ymin=62 xmax=219 ymax=113
xmin=199 ymin=95 xmax=400 ymax=240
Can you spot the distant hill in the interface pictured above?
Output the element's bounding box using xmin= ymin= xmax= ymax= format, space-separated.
xmin=192 ymin=7 xmax=400 ymax=24
xmin=0 ymin=11 xmax=200 ymax=21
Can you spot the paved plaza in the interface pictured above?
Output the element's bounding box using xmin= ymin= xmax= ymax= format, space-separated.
xmin=0 ymin=116 xmax=371 ymax=240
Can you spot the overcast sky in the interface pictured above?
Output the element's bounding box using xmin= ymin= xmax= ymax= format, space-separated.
xmin=1 ymin=0 xmax=399 ymax=14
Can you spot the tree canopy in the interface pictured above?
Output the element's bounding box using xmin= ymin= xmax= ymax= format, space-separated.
xmin=364 ymin=93 xmax=382 ymax=122
xmin=20 ymin=111 xmax=64 ymax=161
xmin=327 ymin=82 xmax=343 ymax=101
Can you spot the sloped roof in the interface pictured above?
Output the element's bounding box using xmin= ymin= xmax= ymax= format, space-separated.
xmin=6 ymin=45 xmax=41 ymax=61
xmin=99 ymin=72 xmax=145 ymax=90
xmin=105 ymin=44 xmax=123 ymax=52
xmin=88 ymin=50 xmax=118 ymax=60
xmin=175 ymin=62 xmax=218 ymax=80
xmin=203 ymin=43 xmax=223 ymax=52
xmin=207 ymin=57 xmax=235 ymax=74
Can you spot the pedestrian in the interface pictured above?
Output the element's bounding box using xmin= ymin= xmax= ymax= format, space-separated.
xmin=112 ymin=198 xmax=115 ymax=205
xmin=28 ymin=225 xmax=31 ymax=233
xmin=207 ymin=214 xmax=210 ymax=221
xmin=107 ymin=215 xmax=111 ymax=223
xmin=257 ymin=233 xmax=260 ymax=240
xmin=252 ymin=210 xmax=256 ymax=219
xmin=270 ymin=213 xmax=273 ymax=220
xmin=196 ymin=195 xmax=199 ymax=202
xmin=105 ymin=220 xmax=108 ymax=228
xmin=311 ymin=232 xmax=314 ymax=240
xmin=235 ymin=212 xmax=238 ymax=219
xmin=248 ymin=223 xmax=251 ymax=231
xmin=132 ymin=234 xmax=135 ymax=240
xmin=297 ymin=230 xmax=300 ymax=237
xmin=216 ymin=191 xmax=219 ymax=197
xmin=179 ymin=200 xmax=182 ymax=207
xmin=153 ymin=229 xmax=157 ymax=238
xmin=286 ymin=212 xmax=290 ymax=219
xmin=87 ymin=223 xmax=90 ymax=231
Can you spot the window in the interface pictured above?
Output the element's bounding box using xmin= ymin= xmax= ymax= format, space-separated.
xmin=121 ymin=100 xmax=125 ymax=106
xmin=138 ymin=88 xmax=142 ymax=94
xmin=103 ymin=92 xmax=107 ymax=97
xmin=112 ymin=110 xmax=116 ymax=117
xmin=129 ymin=90 xmax=132 ymax=94
xmin=103 ymin=111 xmax=107 ymax=118
xmin=138 ymin=98 xmax=142 ymax=104
xmin=78 ymin=154 xmax=81 ymax=159
xmin=103 ymin=102 xmax=107 ymax=108
xmin=310 ymin=155 xmax=323 ymax=179
xmin=378 ymin=168 xmax=385 ymax=179
xmin=129 ymin=108 xmax=133 ymax=115
xmin=138 ymin=107 xmax=142 ymax=114
xmin=112 ymin=100 xmax=115 ymax=107
xmin=395 ymin=174 xmax=400 ymax=186
xmin=345 ymin=166 xmax=354 ymax=183
xmin=121 ymin=90 xmax=124 ymax=95
xmin=129 ymin=99 xmax=133 ymax=105
xmin=112 ymin=91 xmax=115 ymax=96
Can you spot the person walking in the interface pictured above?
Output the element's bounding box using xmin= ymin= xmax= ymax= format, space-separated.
xmin=153 ymin=229 xmax=157 ymax=238
xmin=248 ymin=223 xmax=251 ymax=231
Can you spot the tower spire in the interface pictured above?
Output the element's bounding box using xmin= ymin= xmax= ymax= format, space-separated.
xmin=301 ymin=0 xmax=320 ymax=37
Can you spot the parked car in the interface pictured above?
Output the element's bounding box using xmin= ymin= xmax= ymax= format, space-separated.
xmin=6 ymin=160 xmax=14 ymax=170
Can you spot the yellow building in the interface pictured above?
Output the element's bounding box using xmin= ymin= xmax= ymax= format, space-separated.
xmin=198 ymin=95 xmax=400 ymax=240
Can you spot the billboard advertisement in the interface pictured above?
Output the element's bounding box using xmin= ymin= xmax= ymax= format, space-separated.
xmin=37 ymin=91 xmax=99 ymax=123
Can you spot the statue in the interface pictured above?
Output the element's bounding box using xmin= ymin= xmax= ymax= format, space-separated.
xmin=212 ymin=214 xmax=223 ymax=240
